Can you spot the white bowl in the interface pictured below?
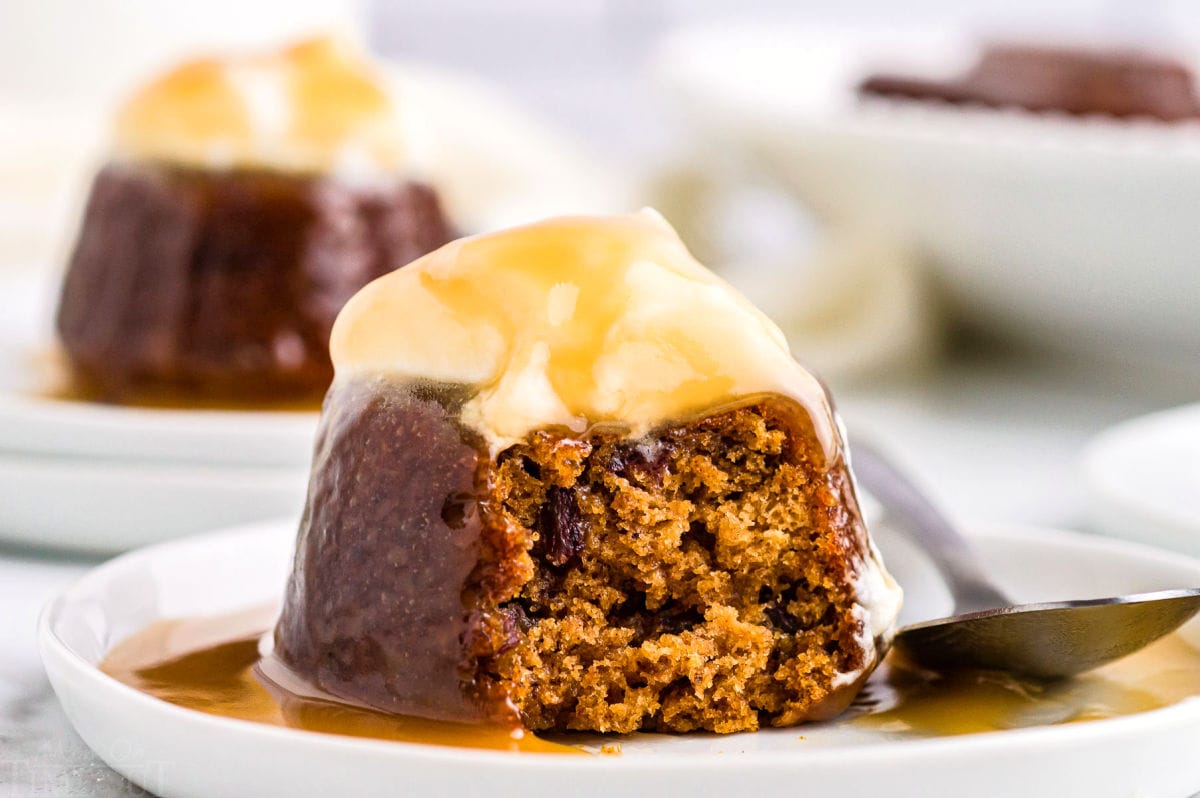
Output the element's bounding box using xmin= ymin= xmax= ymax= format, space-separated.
xmin=654 ymin=25 xmax=1200 ymax=364
xmin=39 ymin=519 xmax=1200 ymax=798
xmin=0 ymin=390 xmax=320 ymax=468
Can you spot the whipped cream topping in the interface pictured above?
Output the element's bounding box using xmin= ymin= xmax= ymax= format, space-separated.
xmin=331 ymin=209 xmax=840 ymax=458
xmin=114 ymin=37 xmax=408 ymax=176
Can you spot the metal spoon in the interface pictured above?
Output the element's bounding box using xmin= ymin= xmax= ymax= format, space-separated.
xmin=850 ymin=440 xmax=1200 ymax=679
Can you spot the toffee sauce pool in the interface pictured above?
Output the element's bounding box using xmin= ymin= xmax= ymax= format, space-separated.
xmin=101 ymin=607 xmax=1200 ymax=748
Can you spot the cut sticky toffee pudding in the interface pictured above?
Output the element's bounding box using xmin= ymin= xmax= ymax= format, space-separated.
xmin=56 ymin=38 xmax=453 ymax=403
xmin=273 ymin=211 xmax=903 ymax=733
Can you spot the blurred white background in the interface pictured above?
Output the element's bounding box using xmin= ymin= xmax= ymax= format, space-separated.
xmin=369 ymin=0 xmax=1200 ymax=160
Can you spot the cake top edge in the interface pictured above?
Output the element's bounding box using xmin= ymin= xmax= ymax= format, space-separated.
xmin=113 ymin=36 xmax=410 ymax=177
xmin=330 ymin=210 xmax=840 ymax=458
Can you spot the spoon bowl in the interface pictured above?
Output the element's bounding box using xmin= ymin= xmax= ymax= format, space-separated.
xmin=892 ymin=588 xmax=1200 ymax=679
xmin=852 ymin=440 xmax=1200 ymax=679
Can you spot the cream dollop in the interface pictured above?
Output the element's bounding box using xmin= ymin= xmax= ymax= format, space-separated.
xmin=114 ymin=37 xmax=408 ymax=176
xmin=331 ymin=209 xmax=839 ymax=456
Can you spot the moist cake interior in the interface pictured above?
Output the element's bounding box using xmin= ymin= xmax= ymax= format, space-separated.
xmin=468 ymin=397 xmax=869 ymax=734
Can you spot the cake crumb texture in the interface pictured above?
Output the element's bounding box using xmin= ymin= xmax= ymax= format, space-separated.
xmin=473 ymin=401 xmax=871 ymax=733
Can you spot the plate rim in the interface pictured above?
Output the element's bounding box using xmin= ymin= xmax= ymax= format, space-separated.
xmin=1082 ymin=402 xmax=1200 ymax=537
xmin=0 ymin=390 xmax=320 ymax=465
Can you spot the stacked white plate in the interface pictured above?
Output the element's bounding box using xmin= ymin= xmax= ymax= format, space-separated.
xmin=0 ymin=270 xmax=316 ymax=553
xmin=1083 ymin=403 xmax=1200 ymax=558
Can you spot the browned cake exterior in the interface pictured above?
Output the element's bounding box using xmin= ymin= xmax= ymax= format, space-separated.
xmin=275 ymin=380 xmax=489 ymax=721
xmin=56 ymin=164 xmax=452 ymax=401
xmin=275 ymin=377 xmax=884 ymax=733
xmin=860 ymin=44 xmax=1200 ymax=120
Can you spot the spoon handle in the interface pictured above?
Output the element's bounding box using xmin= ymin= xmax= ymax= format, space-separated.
xmin=849 ymin=439 xmax=1013 ymax=615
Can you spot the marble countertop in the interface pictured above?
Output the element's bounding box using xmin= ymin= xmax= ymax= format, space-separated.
xmin=2 ymin=345 xmax=1197 ymax=797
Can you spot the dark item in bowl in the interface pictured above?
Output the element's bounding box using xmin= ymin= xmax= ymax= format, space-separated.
xmin=859 ymin=44 xmax=1200 ymax=121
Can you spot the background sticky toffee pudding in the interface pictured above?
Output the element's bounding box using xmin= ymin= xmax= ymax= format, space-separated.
xmin=55 ymin=38 xmax=454 ymax=404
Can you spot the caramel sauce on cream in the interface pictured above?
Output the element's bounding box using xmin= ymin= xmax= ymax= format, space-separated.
xmin=331 ymin=211 xmax=838 ymax=457
xmin=100 ymin=607 xmax=575 ymax=754
xmin=101 ymin=608 xmax=1200 ymax=750
xmin=115 ymin=37 xmax=408 ymax=175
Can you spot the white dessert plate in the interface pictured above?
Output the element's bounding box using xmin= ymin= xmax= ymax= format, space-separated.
xmin=1082 ymin=403 xmax=1200 ymax=557
xmin=40 ymin=519 xmax=1200 ymax=798
xmin=653 ymin=24 xmax=1200 ymax=365
xmin=0 ymin=271 xmax=320 ymax=468
xmin=0 ymin=452 xmax=307 ymax=554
